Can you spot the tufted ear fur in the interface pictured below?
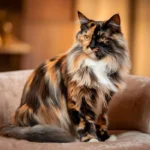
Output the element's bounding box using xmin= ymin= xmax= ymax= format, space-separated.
xmin=105 ymin=14 xmax=121 ymax=33
xmin=107 ymin=14 xmax=121 ymax=26
xmin=77 ymin=11 xmax=90 ymax=24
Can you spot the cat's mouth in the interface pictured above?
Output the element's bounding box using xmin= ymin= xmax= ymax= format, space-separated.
xmin=92 ymin=46 xmax=109 ymax=59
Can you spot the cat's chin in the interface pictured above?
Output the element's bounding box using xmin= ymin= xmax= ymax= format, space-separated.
xmin=82 ymin=47 xmax=99 ymax=60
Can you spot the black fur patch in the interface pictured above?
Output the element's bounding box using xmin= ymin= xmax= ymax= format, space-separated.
xmin=78 ymin=129 xmax=88 ymax=139
xmin=105 ymin=93 xmax=111 ymax=104
xmin=68 ymin=109 xmax=80 ymax=125
xmin=89 ymin=88 xmax=97 ymax=106
xmin=26 ymin=62 xmax=46 ymax=112
xmin=108 ymin=71 xmax=122 ymax=82
xmin=60 ymin=77 xmax=68 ymax=100
xmin=55 ymin=56 xmax=68 ymax=103
xmin=96 ymin=130 xmax=110 ymax=141
xmin=26 ymin=112 xmax=38 ymax=126
xmin=49 ymin=56 xmax=58 ymax=61
xmin=80 ymin=97 xmax=95 ymax=120
xmin=84 ymin=122 xmax=95 ymax=135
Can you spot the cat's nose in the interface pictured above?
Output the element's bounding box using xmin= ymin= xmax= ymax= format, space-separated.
xmin=90 ymin=46 xmax=96 ymax=50
xmin=93 ymin=47 xmax=100 ymax=52
xmin=90 ymin=39 xmax=96 ymax=50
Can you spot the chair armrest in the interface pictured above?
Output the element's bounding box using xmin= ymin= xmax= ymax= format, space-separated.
xmin=108 ymin=75 xmax=150 ymax=134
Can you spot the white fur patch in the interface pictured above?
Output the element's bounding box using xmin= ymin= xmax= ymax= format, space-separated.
xmin=88 ymin=138 xmax=99 ymax=142
xmin=106 ymin=135 xmax=117 ymax=141
xmin=84 ymin=58 xmax=118 ymax=92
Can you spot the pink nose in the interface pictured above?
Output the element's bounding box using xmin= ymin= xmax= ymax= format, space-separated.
xmin=93 ymin=48 xmax=100 ymax=52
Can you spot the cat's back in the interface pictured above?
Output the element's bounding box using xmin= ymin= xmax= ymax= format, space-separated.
xmin=24 ymin=53 xmax=67 ymax=96
xmin=13 ymin=53 xmax=69 ymax=127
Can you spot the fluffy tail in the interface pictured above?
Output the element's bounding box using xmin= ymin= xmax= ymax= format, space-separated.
xmin=0 ymin=124 xmax=75 ymax=143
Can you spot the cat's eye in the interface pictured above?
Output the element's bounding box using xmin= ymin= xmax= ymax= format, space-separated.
xmin=101 ymin=36 xmax=106 ymax=40
xmin=84 ymin=35 xmax=90 ymax=41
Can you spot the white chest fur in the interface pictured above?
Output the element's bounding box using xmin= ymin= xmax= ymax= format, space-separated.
xmin=84 ymin=58 xmax=118 ymax=92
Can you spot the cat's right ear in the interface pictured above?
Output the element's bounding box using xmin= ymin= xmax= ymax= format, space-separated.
xmin=77 ymin=11 xmax=90 ymax=24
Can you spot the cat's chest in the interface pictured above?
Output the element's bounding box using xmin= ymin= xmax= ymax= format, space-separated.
xmin=84 ymin=58 xmax=118 ymax=92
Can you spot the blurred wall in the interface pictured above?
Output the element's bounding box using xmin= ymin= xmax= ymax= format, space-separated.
xmin=132 ymin=0 xmax=150 ymax=76
xmin=20 ymin=0 xmax=150 ymax=76
xmin=21 ymin=0 xmax=75 ymax=69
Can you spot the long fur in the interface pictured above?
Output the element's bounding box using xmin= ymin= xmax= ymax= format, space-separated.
xmin=0 ymin=125 xmax=75 ymax=142
xmin=0 ymin=11 xmax=131 ymax=143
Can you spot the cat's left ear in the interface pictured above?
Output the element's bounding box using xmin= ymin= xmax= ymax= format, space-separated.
xmin=77 ymin=11 xmax=90 ymax=24
xmin=107 ymin=14 xmax=121 ymax=26
xmin=105 ymin=14 xmax=121 ymax=33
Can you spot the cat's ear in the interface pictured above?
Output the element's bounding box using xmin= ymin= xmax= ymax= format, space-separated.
xmin=77 ymin=11 xmax=90 ymax=24
xmin=107 ymin=14 xmax=121 ymax=26
xmin=105 ymin=14 xmax=121 ymax=33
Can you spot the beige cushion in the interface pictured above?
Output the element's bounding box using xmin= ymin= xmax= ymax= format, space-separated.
xmin=0 ymin=131 xmax=150 ymax=150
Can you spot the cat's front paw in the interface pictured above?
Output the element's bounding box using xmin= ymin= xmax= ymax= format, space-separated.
xmin=106 ymin=135 xmax=117 ymax=141
xmin=88 ymin=138 xmax=99 ymax=142
xmin=100 ymin=130 xmax=110 ymax=141
xmin=97 ymin=129 xmax=110 ymax=141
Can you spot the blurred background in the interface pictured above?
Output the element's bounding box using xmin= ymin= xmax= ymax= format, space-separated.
xmin=0 ymin=0 xmax=149 ymax=76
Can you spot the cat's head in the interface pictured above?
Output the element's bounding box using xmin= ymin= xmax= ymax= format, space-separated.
xmin=76 ymin=11 xmax=128 ymax=60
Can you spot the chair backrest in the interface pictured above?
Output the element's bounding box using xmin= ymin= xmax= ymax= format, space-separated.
xmin=0 ymin=70 xmax=33 ymax=125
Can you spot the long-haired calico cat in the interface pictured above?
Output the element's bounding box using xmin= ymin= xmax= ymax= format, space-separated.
xmin=0 ymin=11 xmax=130 ymax=143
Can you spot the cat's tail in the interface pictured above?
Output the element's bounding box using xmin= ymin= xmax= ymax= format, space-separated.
xmin=0 ymin=124 xmax=75 ymax=143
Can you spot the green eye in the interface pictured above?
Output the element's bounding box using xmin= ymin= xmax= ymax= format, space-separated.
xmin=84 ymin=35 xmax=90 ymax=40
